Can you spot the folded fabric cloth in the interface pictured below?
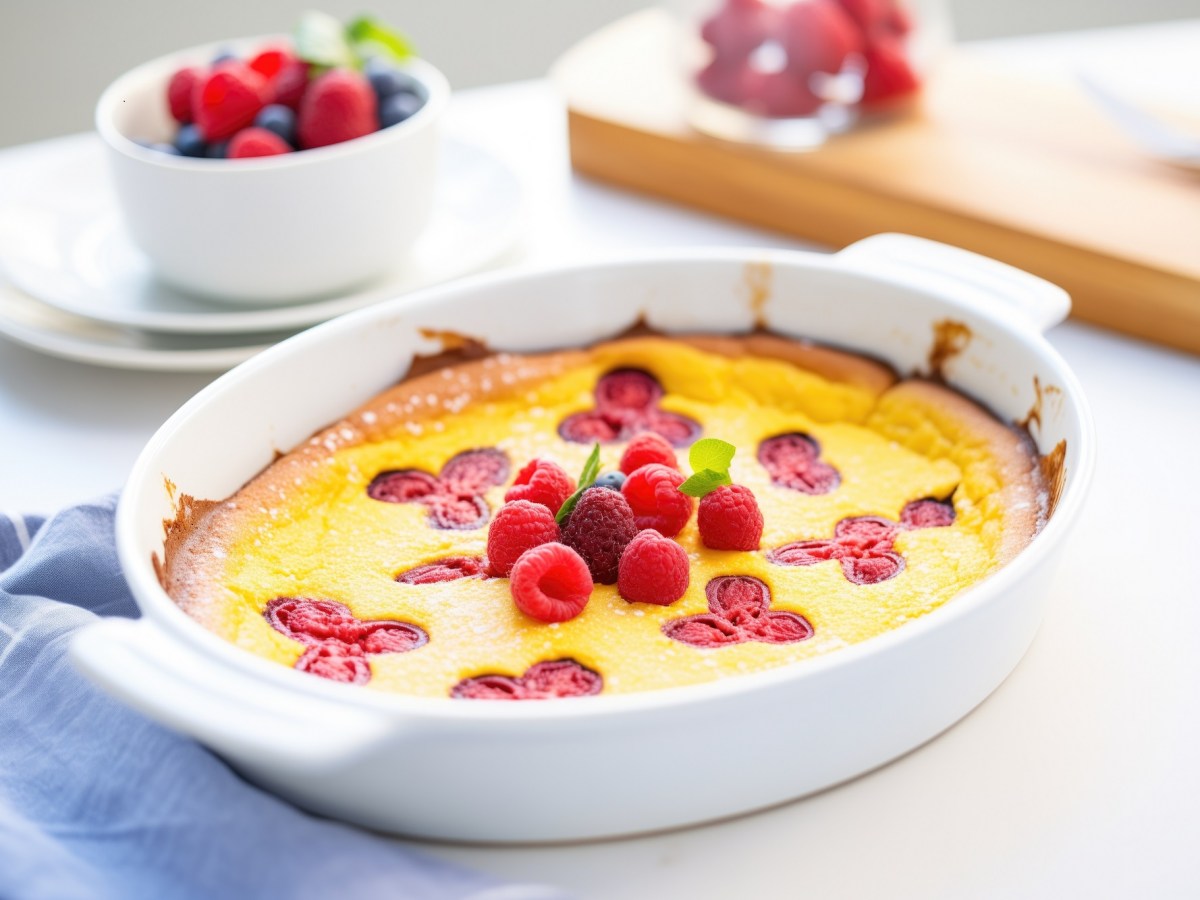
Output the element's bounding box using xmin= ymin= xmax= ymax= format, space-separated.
xmin=0 ymin=497 xmax=564 ymax=900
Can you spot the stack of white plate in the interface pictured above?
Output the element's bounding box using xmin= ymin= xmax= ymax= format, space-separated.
xmin=0 ymin=137 xmax=524 ymax=371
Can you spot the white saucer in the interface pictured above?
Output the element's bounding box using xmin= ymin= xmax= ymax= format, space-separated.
xmin=0 ymin=280 xmax=292 ymax=371
xmin=0 ymin=138 xmax=525 ymax=335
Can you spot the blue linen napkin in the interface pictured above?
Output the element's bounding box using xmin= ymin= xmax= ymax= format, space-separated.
xmin=0 ymin=496 xmax=564 ymax=900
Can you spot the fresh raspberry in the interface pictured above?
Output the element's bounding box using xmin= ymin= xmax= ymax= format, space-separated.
xmin=247 ymin=46 xmax=293 ymax=80
xmin=298 ymin=69 xmax=378 ymax=150
xmin=227 ymin=127 xmax=292 ymax=158
xmin=560 ymin=487 xmax=639 ymax=584
xmin=620 ymin=432 xmax=679 ymax=475
xmin=509 ymin=543 xmax=593 ymax=623
xmin=248 ymin=47 xmax=310 ymax=109
xmin=192 ymin=63 xmax=268 ymax=142
xmin=167 ymin=66 xmax=203 ymax=123
xmin=395 ymin=556 xmax=486 ymax=584
xmin=861 ymin=38 xmax=920 ymax=107
xmin=451 ymin=659 xmax=603 ymax=700
xmin=698 ymin=484 xmax=764 ymax=551
xmin=486 ymin=500 xmax=561 ymax=577
xmin=505 ymin=458 xmax=575 ymax=513
xmin=618 ymin=530 xmax=690 ymax=605
xmin=269 ymin=59 xmax=310 ymax=109
xmin=621 ymin=464 xmax=693 ymax=538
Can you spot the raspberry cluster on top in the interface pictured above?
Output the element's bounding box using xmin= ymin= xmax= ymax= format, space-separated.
xmin=478 ymin=427 xmax=770 ymax=627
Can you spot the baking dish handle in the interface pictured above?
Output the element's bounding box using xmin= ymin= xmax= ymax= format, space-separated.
xmin=70 ymin=617 xmax=395 ymax=774
xmin=836 ymin=234 xmax=1071 ymax=332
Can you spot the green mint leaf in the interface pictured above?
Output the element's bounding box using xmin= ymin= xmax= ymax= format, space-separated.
xmin=678 ymin=468 xmax=733 ymax=498
xmin=295 ymin=11 xmax=356 ymax=69
xmin=347 ymin=15 xmax=416 ymax=66
xmin=689 ymin=438 xmax=736 ymax=476
xmin=556 ymin=443 xmax=602 ymax=524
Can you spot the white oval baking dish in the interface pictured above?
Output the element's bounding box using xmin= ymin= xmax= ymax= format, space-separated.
xmin=71 ymin=235 xmax=1093 ymax=843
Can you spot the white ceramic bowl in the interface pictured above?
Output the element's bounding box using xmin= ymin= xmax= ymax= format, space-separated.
xmin=72 ymin=236 xmax=1093 ymax=842
xmin=95 ymin=37 xmax=448 ymax=304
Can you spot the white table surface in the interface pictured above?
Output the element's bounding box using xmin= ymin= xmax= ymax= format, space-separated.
xmin=3 ymin=20 xmax=1199 ymax=900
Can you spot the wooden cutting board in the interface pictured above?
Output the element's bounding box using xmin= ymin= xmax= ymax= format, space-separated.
xmin=553 ymin=10 xmax=1200 ymax=354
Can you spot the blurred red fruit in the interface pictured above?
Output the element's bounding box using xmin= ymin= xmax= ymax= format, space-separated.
xmin=860 ymin=37 xmax=920 ymax=106
xmin=193 ymin=63 xmax=268 ymax=141
xmin=227 ymin=127 xmax=292 ymax=158
xmin=700 ymin=0 xmax=776 ymax=62
xmin=247 ymin=46 xmax=293 ymax=79
xmin=269 ymin=59 xmax=311 ymax=109
xmin=781 ymin=0 xmax=863 ymax=76
xmin=249 ymin=47 xmax=310 ymax=109
xmin=298 ymin=69 xmax=378 ymax=149
xmin=167 ymin=66 xmax=203 ymax=124
xmin=743 ymin=69 xmax=823 ymax=117
xmin=697 ymin=59 xmax=749 ymax=106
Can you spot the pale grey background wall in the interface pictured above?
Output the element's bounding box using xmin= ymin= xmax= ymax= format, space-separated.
xmin=0 ymin=0 xmax=1195 ymax=148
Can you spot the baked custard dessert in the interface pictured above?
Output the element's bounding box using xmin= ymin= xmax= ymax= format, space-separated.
xmin=161 ymin=335 xmax=1048 ymax=700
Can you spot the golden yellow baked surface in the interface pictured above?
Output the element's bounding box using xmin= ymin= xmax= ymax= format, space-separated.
xmin=162 ymin=336 xmax=1044 ymax=698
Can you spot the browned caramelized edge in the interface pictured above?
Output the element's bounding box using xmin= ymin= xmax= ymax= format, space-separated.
xmin=927 ymin=319 xmax=973 ymax=382
xmin=1040 ymin=439 xmax=1067 ymax=518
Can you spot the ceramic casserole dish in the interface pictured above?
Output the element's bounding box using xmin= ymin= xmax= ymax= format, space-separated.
xmin=71 ymin=235 xmax=1094 ymax=842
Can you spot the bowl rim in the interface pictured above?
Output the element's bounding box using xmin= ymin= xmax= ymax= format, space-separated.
xmin=114 ymin=246 xmax=1097 ymax=723
xmin=94 ymin=33 xmax=450 ymax=171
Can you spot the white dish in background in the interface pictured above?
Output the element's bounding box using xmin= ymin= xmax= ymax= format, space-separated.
xmin=71 ymin=237 xmax=1094 ymax=843
xmin=95 ymin=36 xmax=448 ymax=303
xmin=0 ymin=280 xmax=290 ymax=372
xmin=0 ymin=138 xmax=524 ymax=335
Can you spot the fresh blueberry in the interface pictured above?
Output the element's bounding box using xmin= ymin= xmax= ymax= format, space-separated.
xmin=206 ymin=139 xmax=230 ymax=159
xmin=254 ymin=104 xmax=296 ymax=145
xmin=150 ymin=142 xmax=181 ymax=155
xmin=592 ymin=471 xmax=627 ymax=491
xmin=379 ymin=90 xmax=424 ymax=128
xmin=364 ymin=57 xmax=420 ymax=100
xmin=212 ymin=49 xmax=238 ymax=66
xmin=174 ymin=124 xmax=207 ymax=157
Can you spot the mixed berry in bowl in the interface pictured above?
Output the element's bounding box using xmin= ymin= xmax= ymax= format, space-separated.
xmin=139 ymin=11 xmax=428 ymax=160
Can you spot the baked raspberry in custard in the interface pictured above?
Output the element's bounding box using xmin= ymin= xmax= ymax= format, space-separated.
xmin=160 ymin=335 xmax=1047 ymax=699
